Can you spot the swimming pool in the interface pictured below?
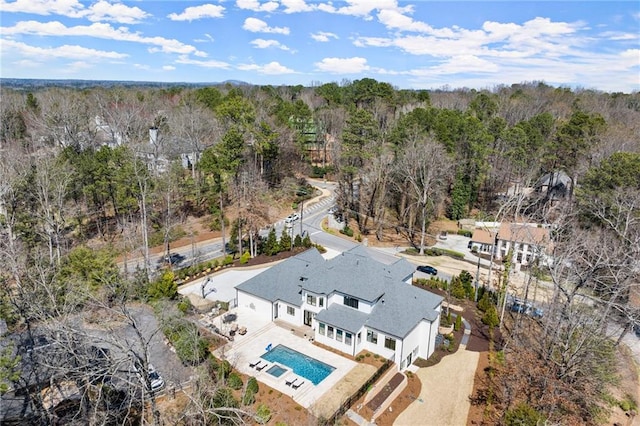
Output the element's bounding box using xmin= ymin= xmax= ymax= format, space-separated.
xmin=261 ymin=345 xmax=335 ymax=385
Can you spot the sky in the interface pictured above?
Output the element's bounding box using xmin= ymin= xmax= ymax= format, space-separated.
xmin=1 ymin=1 xmax=639 ymax=93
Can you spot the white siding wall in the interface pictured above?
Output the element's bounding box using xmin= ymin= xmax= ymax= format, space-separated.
xmin=237 ymin=292 xmax=273 ymax=321
xmin=274 ymin=301 xmax=302 ymax=326
xmin=313 ymin=320 xmax=358 ymax=357
xmin=327 ymin=292 xmax=375 ymax=314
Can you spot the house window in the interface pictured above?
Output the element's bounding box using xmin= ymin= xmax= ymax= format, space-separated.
xmin=319 ymin=297 xmax=324 ymax=307
xmin=344 ymin=296 xmax=359 ymax=309
xmin=357 ymin=332 xmax=362 ymax=344
xmin=345 ymin=332 xmax=352 ymax=345
xmin=306 ymin=295 xmax=316 ymax=306
xmin=367 ymin=330 xmax=378 ymax=344
xmin=336 ymin=329 xmax=343 ymax=342
xmin=384 ymin=337 xmax=396 ymax=350
xmin=319 ymin=323 xmax=325 ymax=336
xmin=327 ymin=326 xmax=334 ymax=339
xmin=287 ymin=306 xmax=295 ymax=316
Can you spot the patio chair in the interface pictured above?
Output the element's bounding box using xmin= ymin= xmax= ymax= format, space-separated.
xmin=285 ymin=377 xmax=297 ymax=387
xmin=255 ymin=362 xmax=268 ymax=372
xmin=292 ymin=381 xmax=305 ymax=389
xmin=249 ymin=360 xmax=262 ymax=368
xmin=238 ymin=326 xmax=247 ymax=335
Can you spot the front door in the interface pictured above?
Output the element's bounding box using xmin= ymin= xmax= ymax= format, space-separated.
xmin=304 ymin=310 xmax=313 ymax=326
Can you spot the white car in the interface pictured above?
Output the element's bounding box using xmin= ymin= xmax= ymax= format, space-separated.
xmin=284 ymin=213 xmax=300 ymax=225
xmin=134 ymin=363 xmax=165 ymax=392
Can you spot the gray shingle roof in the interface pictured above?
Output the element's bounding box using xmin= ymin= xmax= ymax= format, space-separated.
xmin=236 ymin=246 xmax=443 ymax=339
xmin=315 ymin=304 xmax=368 ymax=334
xmin=235 ymin=248 xmax=324 ymax=306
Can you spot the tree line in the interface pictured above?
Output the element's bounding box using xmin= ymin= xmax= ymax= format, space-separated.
xmin=1 ymin=79 xmax=639 ymax=424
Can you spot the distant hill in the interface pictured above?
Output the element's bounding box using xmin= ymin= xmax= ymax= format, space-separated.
xmin=0 ymin=78 xmax=250 ymax=90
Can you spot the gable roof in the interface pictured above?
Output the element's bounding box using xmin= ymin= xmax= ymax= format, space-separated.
xmin=300 ymin=246 xmax=415 ymax=302
xmin=235 ymin=248 xmax=324 ymax=306
xmin=497 ymin=222 xmax=550 ymax=246
xmin=236 ymin=246 xmax=443 ymax=340
xmin=471 ymin=228 xmax=495 ymax=245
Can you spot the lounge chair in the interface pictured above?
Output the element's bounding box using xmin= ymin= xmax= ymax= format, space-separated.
xmin=249 ymin=360 xmax=262 ymax=368
xmin=292 ymin=381 xmax=304 ymax=389
xmin=256 ymin=362 xmax=268 ymax=371
xmin=285 ymin=377 xmax=297 ymax=387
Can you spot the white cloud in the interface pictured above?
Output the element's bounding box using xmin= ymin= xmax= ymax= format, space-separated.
xmin=84 ymin=1 xmax=150 ymax=24
xmin=163 ymin=65 xmax=176 ymax=71
xmin=315 ymin=57 xmax=369 ymax=73
xmin=242 ymin=17 xmax=290 ymax=34
xmin=168 ymin=4 xmax=225 ymax=21
xmin=311 ymin=31 xmax=338 ymax=42
xmin=194 ymin=34 xmax=215 ymax=43
xmin=0 ymin=0 xmax=149 ymax=24
xmin=317 ymin=0 xmax=409 ymax=20
xmin=236 ymin=0 xmax=279 ymax=13
xmin=175 ymin=56 xmax=231 ymax=69
xmin=237 ymin=61 xmax=295 ymax=74
xmin=2 ymin=38 xmax=128 ymax=60
xmin=1 ymin=20 xmax=206 ymax=56
xmin=0 ymin=0 xmax=85 ymax=17
xmin=377 ymin=9 xmax=432 ymax=32
xmin=281 ymin=0 xmax=315 ymax=13
xmin=250 ymin=39 xmax=290 ymax=50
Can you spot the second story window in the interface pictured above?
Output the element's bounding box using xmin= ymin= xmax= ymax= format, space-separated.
xmin=344 ymin=296 xmax=359 ymax=309
xmin=307 ymin=295 xmax=317 ymax=306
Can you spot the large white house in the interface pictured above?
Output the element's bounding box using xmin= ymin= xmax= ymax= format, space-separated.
xmin=235 ymin=246 xmax=443 ymax=371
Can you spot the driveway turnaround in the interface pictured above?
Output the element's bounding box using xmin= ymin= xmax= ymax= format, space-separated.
xmin=394 ymin=349 xmax=479 ymax=426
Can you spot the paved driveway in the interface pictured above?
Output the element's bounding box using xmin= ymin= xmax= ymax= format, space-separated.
xmin=394 ymin=350 xmax=480 ymax=426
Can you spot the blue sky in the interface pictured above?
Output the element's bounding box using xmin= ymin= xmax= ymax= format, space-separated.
xmin=1 ymin=1 xmax=639 ymax=92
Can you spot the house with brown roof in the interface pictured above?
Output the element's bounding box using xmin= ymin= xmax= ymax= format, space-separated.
xmin=495 ymin=222 xmax=551 ymax=268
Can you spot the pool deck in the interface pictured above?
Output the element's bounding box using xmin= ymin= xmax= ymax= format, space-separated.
xmin=210 ymin=307 xmax=375 ymax=418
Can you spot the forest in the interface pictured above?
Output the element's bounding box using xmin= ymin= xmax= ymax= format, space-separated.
xmin=0 ymin=79 xmax=639 ymax=425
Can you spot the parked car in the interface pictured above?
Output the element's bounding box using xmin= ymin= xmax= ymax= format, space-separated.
xmin=157 ymin=253 xmax=185 ymax=266
xmin=284 ymin=213 xmax=300 ymax=225
xmin=510 ymin=298 xmax=532 ymax=314
xmin=134 ymin=363 xmax=165 ymax=392
xmin=417 ymin=265 xmax=438 ymax=275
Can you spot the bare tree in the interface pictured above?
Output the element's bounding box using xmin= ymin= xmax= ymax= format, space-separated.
xmin=393 ymin=135 xmax=452 ymax=254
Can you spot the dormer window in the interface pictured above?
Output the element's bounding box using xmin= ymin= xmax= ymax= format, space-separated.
xmin=344 ymin=296 xmax=359 ymax=309
xmin=307 ymin=294 xmax=317 ymax=306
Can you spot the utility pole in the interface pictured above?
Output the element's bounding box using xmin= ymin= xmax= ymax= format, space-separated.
xmin=474 ymin=254 xmax=481 ymax=303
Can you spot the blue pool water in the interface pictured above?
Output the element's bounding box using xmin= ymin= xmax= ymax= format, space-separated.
xmin=261 ymin=345 xmax=335 ymax=385
xmin=266 ymin=364 xmax=287 ymax=377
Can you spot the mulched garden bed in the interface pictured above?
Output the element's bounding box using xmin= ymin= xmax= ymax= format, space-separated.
xmin=365 ymin=372 xmax=405 ymax=412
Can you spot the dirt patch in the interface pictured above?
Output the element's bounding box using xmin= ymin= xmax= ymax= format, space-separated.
xmin=467 ymin=351 xmax=490 ymax=425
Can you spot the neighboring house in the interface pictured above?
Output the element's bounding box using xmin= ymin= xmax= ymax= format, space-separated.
xmin=495 ymin=222 xmax=551 ymax=269
xmin=235 ymin=246 xmax=443 ymax=371
xmin=469 ymin=228 xmax=496 ymax=256
xmin=535 ymin=170 xmax=572 ymax=202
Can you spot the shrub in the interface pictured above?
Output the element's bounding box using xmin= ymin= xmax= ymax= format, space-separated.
xmin=243 ymin=377 xmax=259 ymax=405
xmin=239 ymin=251 xmax=250 ymax=264
xmin=222 ymin=255 xmax=234 ymax=266
xmin=255 ymin=404 xmax=272 ymax=424
xmin=177 ymin=297 xmax=191 ymax=314
xmin=218 ymin=359 xmax=232 ymax=380
xmin=246 ymin=376 xmax=259 ymax=394
xmin=147 ymin=270 xmax=178 ymax=300
xmin=504 ymin=403 xmax=545 ymax=426
xmin=457 ymin=229 xmax=472 ymax=237
xmin=340 ymin=225 xmax=354 ymax=237
xmin=481 ymin=305 xmax=500 ymax=328
xmin=355 ymin=234 xmax=362 ymax=242
xmin=227 ymin=372 xmax=243 ymax=390
xmin=454 ymin=314 xmax=463 ymax=331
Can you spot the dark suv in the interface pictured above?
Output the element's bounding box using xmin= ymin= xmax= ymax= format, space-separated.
xmin=157 ymin=253 xmax=185 ymax=266
xmin=417 ymin=265 xmax=438 ymax=275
